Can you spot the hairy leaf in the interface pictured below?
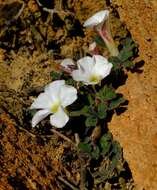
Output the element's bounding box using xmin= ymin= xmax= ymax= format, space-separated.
xmin=109 ymin=97 xmax=125 ymax=110
xmin=118 ymin=50 xmax=133 ymax=62
xmin=97 ymin=85 xmax=116 ymax=101
xmin=100 ymin=133 xmax=112 ymax=155
xmin=98 ymin=103 xmax=107 ymax=119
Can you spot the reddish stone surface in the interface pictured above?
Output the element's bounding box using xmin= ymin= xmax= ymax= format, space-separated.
xmin=109 ymin=0 xmax=157 ymax=189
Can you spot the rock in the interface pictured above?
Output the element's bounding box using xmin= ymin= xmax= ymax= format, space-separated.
xmin=109 ymin=0 xmax=157 ymax=189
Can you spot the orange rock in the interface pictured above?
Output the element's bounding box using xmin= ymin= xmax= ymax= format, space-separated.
xmin=110 ymin=0 xmax=157 ymax=189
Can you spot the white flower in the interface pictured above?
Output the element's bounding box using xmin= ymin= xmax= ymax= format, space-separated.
xmin=30 ymin=80 xmax=77 ymax=128
xmin=71 ymin=55 xmax=112 ymax=85
xmin=83 ymin=10 xmax=119 ymax=56
xmin=83 ymin=10 xmax=109 ymax=31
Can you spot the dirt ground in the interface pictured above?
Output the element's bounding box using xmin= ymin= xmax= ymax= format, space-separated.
xmin=109 ymin=0 xmax=157 ymax=189
xmin=0 ymin=0 xmax=156 ymax=189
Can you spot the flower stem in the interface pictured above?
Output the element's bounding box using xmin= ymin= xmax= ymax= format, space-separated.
xmin=58 ymin=176 xmax=79 ymax=190
xmin=92 ymin=85 xmax=97 ymax=94
xmin=69 ymin=110 xmax=83 ymax=117
xmin=51 ymin=128 xmax=76 ymax=146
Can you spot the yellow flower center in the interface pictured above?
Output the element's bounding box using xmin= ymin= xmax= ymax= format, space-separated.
xmin=89 ymin=75 xmax=100 ymax=83
xmin=51 ymin=101 xmax=60 ymax=113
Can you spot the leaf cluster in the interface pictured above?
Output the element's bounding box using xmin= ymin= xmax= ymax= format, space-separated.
xmin=78 ymin=132 xmax=113 ymax=159
xmin=109 ymin=37 xmax=137 ymax=70
xmin=73 ymin=85 xmax=125 ymax=127
xmin=78 ymin=132 xmax=128 ymax=188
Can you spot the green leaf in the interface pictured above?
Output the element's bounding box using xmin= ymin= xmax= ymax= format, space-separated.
xmin=118 ymin=50 xmax=133 ymax=62
xmin=78 ymin=143 xmax=92 ymax=154
xmin=111 ymin=141 xmax=122 ymax=160
xmin=97 ymin=85 xmax=116 ymax=101
xmin=70 ymin=106 xmax=90 ymax=117
xmin=123 ymin=38 xmax=132 ymax=47
xmin=65 ymin=78 xmax=76 ymax=86
xmin=100 ymin=133 xmax=112 ymax=155
xmin=28 ymin=109 xmax=37 ymax=117
xmin=118 ymin=37 xmax=137 ymax=64
xmin=94 ymin=35 xmax=106 ymax=47
xmin=121 ymin=37 xmax=135 ymax=49
xmin=123 ymin=60 xmax=134 ymax=69
xmin=108 ymin=56 xmax=121 ymax=65
xmin=108 ymin=56 xmax=121 ymax=70
xmin=109 ymin=97 xmax=125 ymax=110
xmin=108 ymin=157 xmax=119 ymax=175
xmin=98 ymin=103 xmax=107 ymax=119
xmin=50 ymin=71 xmax=62 ymax=80
xmin=85 ymin=116 xmax=97 ymax=127
xmin=88 ymin=95 xmax=94 ymax=105
xmin=91 ymin=146 xmax=100 ymax=159
xmin=81 ymin=106 xmax=91 ymax=116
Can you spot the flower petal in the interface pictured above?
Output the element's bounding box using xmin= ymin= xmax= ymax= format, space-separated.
xmin=72 ymin=56 xmax=96 ymax=85
xmin=60 ymin=85 xmax=77 ymax=107
xmin=30 ymin=93 xmax=52 ymax=110
xmin=61 ymin=58 xmax=75 ymax=68
xmin=83 ymin=10 xmax=109 ymax=28
xmin=89 ymin=42 xmax=97 ymax=51
xmin=93 ymin=55 xmax=112 ymax=78
xmin=32 ymin=109 xmax=50 ymax=127
xmin=44 ymin=80 xmax=65 ymax=102
xmin=50 ymin=107 xmax=69 ymax=128
xmin=94 ymin=55 xmax=108 ymax=65
xmin=71 ymin=69 xmax=89 ymax=83
xmin=77 ymin=56 xmax=94 ymax=72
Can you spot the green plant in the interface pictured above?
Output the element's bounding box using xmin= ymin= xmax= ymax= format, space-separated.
xmin=29 ymin=9 xmax=137 ymax=189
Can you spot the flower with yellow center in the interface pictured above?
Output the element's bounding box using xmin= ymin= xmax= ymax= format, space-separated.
xmin=71 ymin=55 xmax=113 ymax=85
xmin=89 ymin=75 xmax=100 ymax=83
xmin=50 ymin=100 xmax=60 ymax=113
xmin=30 ymin=80 xmax=77 ymax=128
